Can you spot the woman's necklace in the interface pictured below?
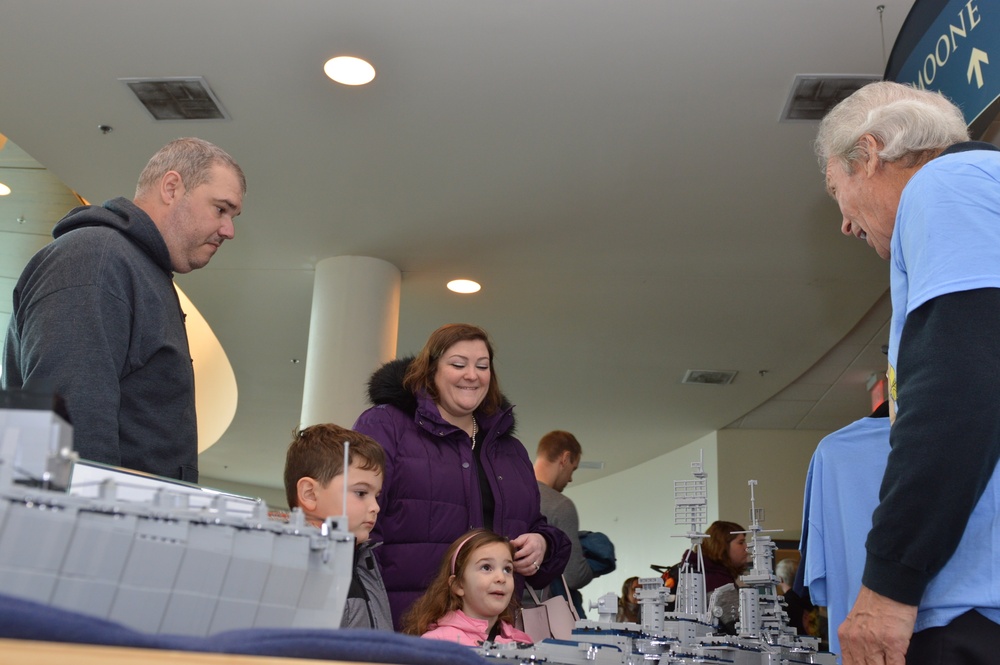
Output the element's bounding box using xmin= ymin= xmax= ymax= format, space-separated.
xmin=471 ymin=415 xmax=478 ymax=451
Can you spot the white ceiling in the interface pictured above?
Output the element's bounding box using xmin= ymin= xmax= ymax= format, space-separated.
xmin=0 ymin=0 xmax=913 ymax=491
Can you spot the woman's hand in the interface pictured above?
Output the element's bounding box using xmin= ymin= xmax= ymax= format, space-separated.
xmin=511 ymin=532 xmax=548 ymax=576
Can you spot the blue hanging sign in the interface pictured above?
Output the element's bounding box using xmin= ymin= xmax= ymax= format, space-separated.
xmin=885 ymin=0 xmax=1000 ymax=137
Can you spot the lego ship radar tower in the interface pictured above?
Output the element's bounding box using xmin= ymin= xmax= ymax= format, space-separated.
xmin=670 ymin=449 xmax=710 ymax=619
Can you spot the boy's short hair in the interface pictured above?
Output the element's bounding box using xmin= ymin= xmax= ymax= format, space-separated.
xmin=283 ymin=423 xmax=386 ymax=509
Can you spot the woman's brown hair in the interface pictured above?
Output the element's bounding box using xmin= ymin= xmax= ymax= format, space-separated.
xmin=701 ymin=520 xmax=748 ymax=581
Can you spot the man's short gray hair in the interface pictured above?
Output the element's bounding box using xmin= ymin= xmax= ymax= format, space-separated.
xmin=815 ymin=81 xmax=969 ymax=175
xmin=775 ymin=557 xmax=797 ymax=586
xmin=135 ymin=137 xmax=246 ymax=199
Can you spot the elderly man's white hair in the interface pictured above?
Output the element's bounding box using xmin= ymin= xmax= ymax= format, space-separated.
xmin=815 ymin=81 xmax=969 ymax=175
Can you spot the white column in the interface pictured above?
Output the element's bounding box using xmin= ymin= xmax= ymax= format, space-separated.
xmin=300 ymin=256 xmax=400 ymax=428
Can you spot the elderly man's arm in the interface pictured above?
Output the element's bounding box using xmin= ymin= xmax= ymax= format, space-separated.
xmin=840 ymin=288 xmax=1000 ymax=664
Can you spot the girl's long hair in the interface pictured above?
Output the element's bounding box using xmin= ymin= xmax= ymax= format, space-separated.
xmin=401 ymin=529 xmax=518 ymax=635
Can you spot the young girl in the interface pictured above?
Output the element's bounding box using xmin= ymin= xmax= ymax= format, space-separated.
xmin=402 ymin=529 xmax=533 ymax=646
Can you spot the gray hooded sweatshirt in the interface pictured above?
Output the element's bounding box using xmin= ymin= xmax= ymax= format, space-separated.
xmin=2 ymin=197 xmax=198 ymax=481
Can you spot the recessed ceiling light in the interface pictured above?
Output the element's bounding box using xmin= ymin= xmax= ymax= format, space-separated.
xmin=447 ymin=279 xmax=481 ymax=294
xmin=0 ymin=183 xmax=10 ymax=196
xmin=324 ymin=56 xmax=376 ymax=86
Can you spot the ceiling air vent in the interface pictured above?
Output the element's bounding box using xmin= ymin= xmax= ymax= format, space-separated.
xmin=120 ymin=76 xmax=230 ymax=121
xmin=682 ymin=369 xmax=737 ymax=385
xmin=780 ymin=74 xmax=881 ymax=122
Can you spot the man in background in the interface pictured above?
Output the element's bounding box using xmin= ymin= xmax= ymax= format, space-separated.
xmin=534 ymin=430 xmax=593 ymax=614
xmin=2 ymin=137 xmax=245 ymax=482
xmin=799 ymin=403 xmax=890 ymax=660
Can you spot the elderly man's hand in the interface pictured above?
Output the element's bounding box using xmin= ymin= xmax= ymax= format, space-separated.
xmin=839 ymin=585 xmax=918 ymax=665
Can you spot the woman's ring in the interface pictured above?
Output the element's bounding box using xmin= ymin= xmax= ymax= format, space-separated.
xmin=533 ymin=561 xmax=540 ymax=569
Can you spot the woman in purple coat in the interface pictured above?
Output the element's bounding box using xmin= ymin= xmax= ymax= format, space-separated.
xmin=353 ymin=323 xmax=571 ymax=629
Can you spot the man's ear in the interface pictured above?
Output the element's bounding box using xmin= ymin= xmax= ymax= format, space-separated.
xmin=159 ymin=170 xmax=184 ymax=204
xmin=859 ymin=134 xmax=883 ymax=176
xmin=296 ymin=477 xmax=319 ymax=511
xmin=559 ymin=450 xmax=572 ymax=466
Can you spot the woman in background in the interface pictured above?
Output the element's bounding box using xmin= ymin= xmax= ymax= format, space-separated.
xmin=696 ymin=520 xmax=750 ymax=593
xmin=616 ymin=576 xmax=640 ymax=623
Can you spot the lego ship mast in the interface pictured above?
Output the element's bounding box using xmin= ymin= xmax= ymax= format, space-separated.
xmin=672 ymin=449 xmax=709 ymax=617
xmin=733 ymin=480 xmax=797 ymax=644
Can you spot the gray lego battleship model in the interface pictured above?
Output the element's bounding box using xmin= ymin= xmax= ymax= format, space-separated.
xmin=482 ymin=453 xmax=836 ymax=664
xmin=0 ymin=390 xmax=355 ymax=635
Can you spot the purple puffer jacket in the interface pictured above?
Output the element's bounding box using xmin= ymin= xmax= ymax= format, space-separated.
xmin=353 ymin=358 xmax=571 ymax=629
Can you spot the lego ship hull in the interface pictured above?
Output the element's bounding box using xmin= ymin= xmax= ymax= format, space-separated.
xmin=0 ymin=394 xmax=355 ymax=636
xmin=0 ymin=476 xmax=355 ymax=636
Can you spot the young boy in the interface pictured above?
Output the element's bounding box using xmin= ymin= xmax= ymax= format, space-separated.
xmin=283 ymin=423 xmax=392 ymax=630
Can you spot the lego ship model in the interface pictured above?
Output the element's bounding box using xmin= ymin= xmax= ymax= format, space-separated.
xmin=0 ymin=390 xmax=354 ymax=635
xmin=482 ymin=453 xmax=836 ymax=664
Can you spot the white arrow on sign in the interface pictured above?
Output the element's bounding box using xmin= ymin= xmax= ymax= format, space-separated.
xmin=968 ymin=47 xmax=989 ymax=89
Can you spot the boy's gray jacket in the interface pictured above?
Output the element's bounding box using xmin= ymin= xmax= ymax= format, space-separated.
xmin=340 ymin=540 xmax=393 ymax=630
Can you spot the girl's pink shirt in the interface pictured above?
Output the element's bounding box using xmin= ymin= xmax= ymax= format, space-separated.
xmin=421 ymin=610 xmax=533 ymax=646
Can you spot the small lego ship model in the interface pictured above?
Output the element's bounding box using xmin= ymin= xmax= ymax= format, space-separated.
xmin=0 ymin=389 xmax=355 ymax=635
xmin=481 ymin=453 xmax=836 ymax=664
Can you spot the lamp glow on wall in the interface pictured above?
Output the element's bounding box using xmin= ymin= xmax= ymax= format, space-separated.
xmin=175 ymin=284 xmax=238 ymax=453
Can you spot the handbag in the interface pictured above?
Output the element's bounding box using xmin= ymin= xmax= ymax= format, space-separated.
xmin=519 ymin=575 xmax=580 ymax=642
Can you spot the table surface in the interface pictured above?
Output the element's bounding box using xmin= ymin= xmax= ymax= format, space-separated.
xmin=0 ymin=638 xmax=375 ymax=665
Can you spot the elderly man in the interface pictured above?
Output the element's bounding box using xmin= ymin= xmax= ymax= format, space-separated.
xmin=816 ymin=81 xmax=1000 ymax=664
xmin=2 ymin=138 xmax=245 ymax=482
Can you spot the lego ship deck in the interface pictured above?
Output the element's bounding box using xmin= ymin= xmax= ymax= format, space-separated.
xmin=482 ymin=455 xmax=836 ymax=665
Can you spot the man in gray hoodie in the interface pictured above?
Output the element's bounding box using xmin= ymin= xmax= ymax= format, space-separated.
xmin=2 ymin=138 xmax=245 ymax=482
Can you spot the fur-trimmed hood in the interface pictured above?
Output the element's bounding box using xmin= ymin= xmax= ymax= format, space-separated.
xmin=366 ymin=356 xmax=419 ymax=414
xmin=365 ymin=356 xmax=515 ymax=432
